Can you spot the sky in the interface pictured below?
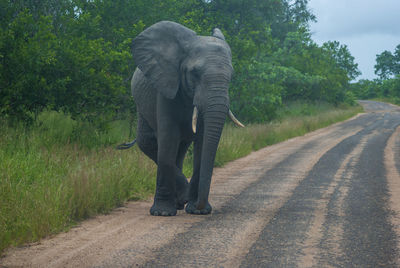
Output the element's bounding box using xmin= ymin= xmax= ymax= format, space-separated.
xmin=308 ymin=0 xmax=400 ymax=80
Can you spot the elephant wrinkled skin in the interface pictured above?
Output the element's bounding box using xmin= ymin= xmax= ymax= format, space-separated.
xmin=122 ymin=21 xmax=243 ymax=216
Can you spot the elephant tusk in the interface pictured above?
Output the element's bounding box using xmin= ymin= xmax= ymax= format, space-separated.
xmin=192 ymin=106 xmax=198 ymax=133
xmin=229 ymin=110 xmax=245 ymax=128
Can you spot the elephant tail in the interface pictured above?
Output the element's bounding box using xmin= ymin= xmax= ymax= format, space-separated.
xmin=116 ymin=139 xmax=137 ymax=150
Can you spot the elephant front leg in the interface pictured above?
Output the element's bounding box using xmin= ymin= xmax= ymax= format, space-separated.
xmin=151 ymin=162 xmax=178 ymax=216
xmin=150 ymin=113 xmax=182 ymax=216
xmin=185 ymin=172 xmax=212 ymax=215
xmin=151 ymin=142 xmax=182 ymax=216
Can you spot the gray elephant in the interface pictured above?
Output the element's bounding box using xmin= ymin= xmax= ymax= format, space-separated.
xmin=119 ymin=21 xmax=244 ymax=216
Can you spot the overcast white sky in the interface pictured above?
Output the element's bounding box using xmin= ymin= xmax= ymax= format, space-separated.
xmin=308 ymin=0 xmax=400 ymax=80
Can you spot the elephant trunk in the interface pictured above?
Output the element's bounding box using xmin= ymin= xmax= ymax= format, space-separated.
xmin=197 ymin=103 xmax=228 ymax=209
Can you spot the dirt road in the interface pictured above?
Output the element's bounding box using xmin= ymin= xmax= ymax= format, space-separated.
xmin=2 ymin=100 xmax=400 ymax=267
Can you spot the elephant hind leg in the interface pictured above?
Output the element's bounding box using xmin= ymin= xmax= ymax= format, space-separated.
xmin=175 ymin=141 xmax=191 ymax=209
xmin=136 ymin=114 xmax=158 ymax=163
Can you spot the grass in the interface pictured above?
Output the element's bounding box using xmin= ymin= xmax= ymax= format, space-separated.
xmin=371 ymin=97 xmax=400 ymax=106
xmin=214 ymin=102 xmax=362 ymax=167
xmin=0 ymin=111 xmax=156 ymax=254
xmin=0 ymin=102 xmax=362 ymax=254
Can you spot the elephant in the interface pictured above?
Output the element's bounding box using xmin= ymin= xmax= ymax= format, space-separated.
xmin=119 ymin=21 xmax=244 ymax=216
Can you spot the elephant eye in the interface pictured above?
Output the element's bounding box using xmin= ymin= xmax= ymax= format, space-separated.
xmin=184 ymin=69 xmax=196 ymax=91
xmin=190 ymin=67 xmax=201 ymax=78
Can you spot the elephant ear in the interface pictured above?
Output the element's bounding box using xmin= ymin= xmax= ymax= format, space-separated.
xmin=212 ymin=28 xmax=226 ymax=41
xmin=132 ymin=21 xmax=197 ymax=99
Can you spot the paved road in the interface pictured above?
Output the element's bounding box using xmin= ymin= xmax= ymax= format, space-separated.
xmin=2 ymin=100 xmax=400 ymax=267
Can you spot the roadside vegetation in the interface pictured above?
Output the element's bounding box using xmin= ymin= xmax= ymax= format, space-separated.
xmin=0 ymin=102 xmax=361 ymax=253
xmin=1 ymin=0 xmax=360 ymax=125
xmin=351 ymin=44 xmax=400 ymax=104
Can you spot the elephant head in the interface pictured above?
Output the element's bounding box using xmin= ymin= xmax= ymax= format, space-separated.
xmin=131 ymin=21 xmax=243 ymax=214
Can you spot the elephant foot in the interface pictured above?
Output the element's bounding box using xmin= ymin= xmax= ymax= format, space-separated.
xmin=185 ymin=201 xmax=212 ymax=215
xmin=150 ymin=199 xmax=177 ymax=216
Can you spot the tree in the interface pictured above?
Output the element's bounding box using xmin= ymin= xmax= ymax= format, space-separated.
xmin=0 ymin=1 xmax=135 ymax=123
xmin=322 ymin=41 xmax=361 ymax=81
xmin=0 ymin=10 xmax=58 ymax=122
xmin=1 ymin=0 xmax=360 ymax=124
xmin=375 ymin=44 xmax=400 ymax=80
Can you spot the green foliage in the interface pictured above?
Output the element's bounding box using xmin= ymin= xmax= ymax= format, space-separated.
xmin=375 ymin=44 xmax=400 ymax=80
xmin=322 ymin=41 xmax=361 ymax=81
xmin=1 ymin=1 xmax=134 ymax=124
xmin=353 ymin=44 xmax=399 ymax=103
xmin=1 ymin=0 xmax=360 ymax=125
xmin=230 ymin=58 xmax=283 ymax=122
xmin=351 ymin=79 xmax=379 ymax=99
xmin=0 ymin=10 xmax=57 ymax=122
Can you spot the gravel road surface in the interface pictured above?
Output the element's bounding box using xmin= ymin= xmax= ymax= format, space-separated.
xmin=1 ymin=100 xmax=400 ymax=268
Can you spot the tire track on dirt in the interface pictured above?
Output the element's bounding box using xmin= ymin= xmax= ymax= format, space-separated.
xmin=241 ymin=112 xmax=400 ymax=267
xmin=114 ymin=122 xmax=364 ymax=267
xmin=339 ymin=112 xmax=399 ymax=267
xmin=298 ymin=131 xmax=373 ymax=267
xmin=239 ymin=122 xmax=373 ymax=267
xmin=385 ymin=124 xmax=400 ymax=267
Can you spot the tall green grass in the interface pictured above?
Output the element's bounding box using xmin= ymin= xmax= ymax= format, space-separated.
xmin=371 ymin=97 xmax=400 ymax=106
xmin=0 ymin=103 xmax=362 ymax=254
xmin=215 ymin=102 xmax=362 ymax=167
xmin=0 ymin=111 xmax=155 ymax=253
